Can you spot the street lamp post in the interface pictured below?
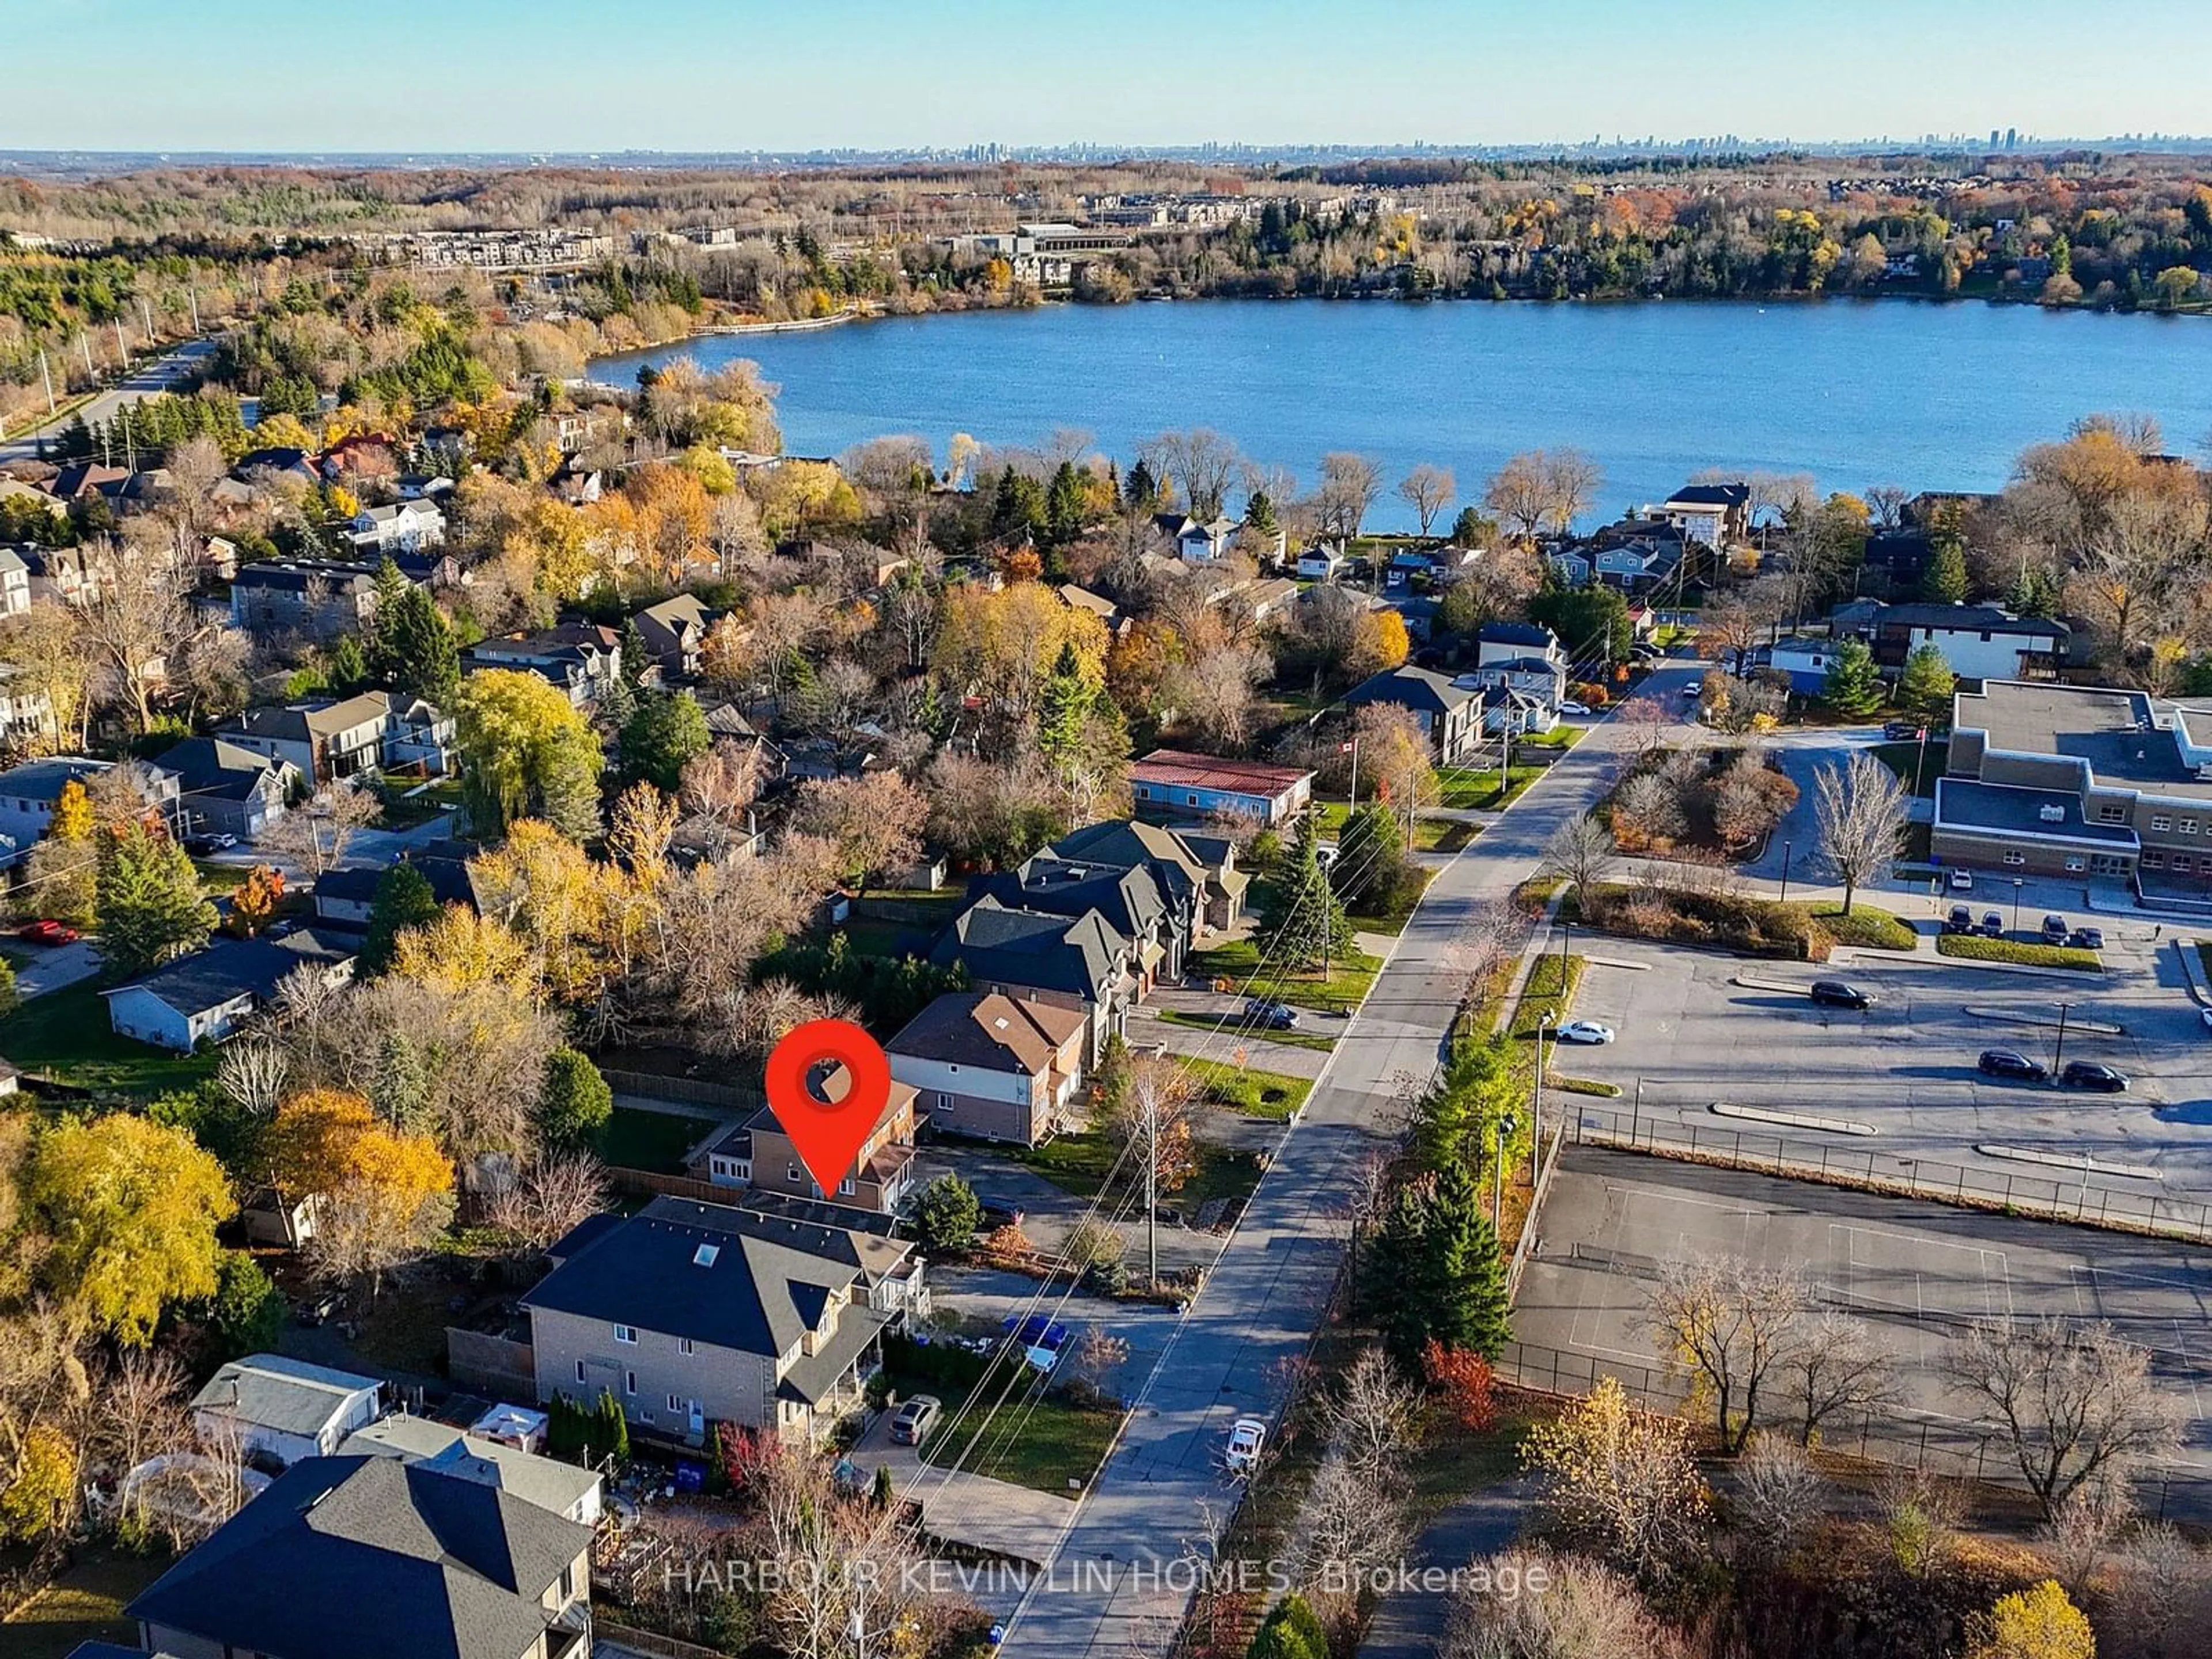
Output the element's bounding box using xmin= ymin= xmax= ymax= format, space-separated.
xmin=1494 ymin=1112 xmax=1519 ymax=1238
xmin=2051 ymin=1001 xmax=2072 ymax=1078
xmin=1778 ymin=839 xmax=1794 ymax=906
xmin=2012 ymin=878 xmax=2024 ymax=936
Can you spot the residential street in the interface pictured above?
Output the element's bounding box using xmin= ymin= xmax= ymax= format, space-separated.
xmin=997 ymin=661 xmax=1702 ymax=1658
xmin=0 ymin=337 xmax=223 ymax=464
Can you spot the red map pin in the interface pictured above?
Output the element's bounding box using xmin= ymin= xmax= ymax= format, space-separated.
xmin=764 ymin=1018 xmax=893 ymax=1196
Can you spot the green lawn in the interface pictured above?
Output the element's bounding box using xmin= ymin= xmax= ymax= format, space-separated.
xmin=1870 ymin=740 xmax=1941 ymax=798
xmin=1517 ymin=725 xmax=1585 ymax=751
xmin=1936 ymin=934 xmax=2103 ymax=971
xmin=993 ymin=1128 xmax=1267 ymax=1215
xmin=1437 ymin=764 xmax=1547 ymax=810
xmin=1150 ymin=1008 xmax=1337 ymax=1053
xmin=1350 ymin=866 xmax=1441 ymax=935
xmin=1809 ymin=904 xmax=1918 ymax=951
xmin=0 ymin=982 xmax=218 ymax=1093
xmin=1187 ymin=937 xmax=1382 ymax=1016
xmin=0 ymin=1550 xmax=171 ymax=1659
xmin=1179 ymin=1058 xmax=1312 ymax=1120
xmin=921 ymin=1355 xmax=1125 ymax=1494
xmin=1510 ymin=952 xmax=1587 ymax=1040
xmin=1415 ymin=817 xmax=1480 ymax=855
xmin=601 ymin=1104 xmax=711 ymax=1174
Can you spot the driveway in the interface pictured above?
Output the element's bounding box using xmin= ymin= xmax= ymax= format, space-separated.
xmin=10 ymin=937 xmax=101 ymax=998
xmin=851 ymin=1407 xmax=1079 ymax=1591
xmin=1123 ymin=1003 xmax=1330 ymax=1080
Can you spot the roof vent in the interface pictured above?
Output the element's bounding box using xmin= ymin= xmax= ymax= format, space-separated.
xmin=693 ymin=1244 xmax=720 ymax=1268
xmin=2039 ymin=805 xmax=2065 ymax=823
xmin=993 ymin=1017 xmax=1009 ymax=1030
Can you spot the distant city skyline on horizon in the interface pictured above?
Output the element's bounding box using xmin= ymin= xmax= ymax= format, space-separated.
xmin=3 ymin=0 xmax=2207 ymax=158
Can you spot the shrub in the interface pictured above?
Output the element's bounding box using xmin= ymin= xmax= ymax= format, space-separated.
xmin=1936 ymin=935 xmax=2101 ymax=971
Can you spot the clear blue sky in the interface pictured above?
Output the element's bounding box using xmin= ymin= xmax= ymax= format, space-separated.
xmin=4 ymin=0 xmax=2207 ymax=153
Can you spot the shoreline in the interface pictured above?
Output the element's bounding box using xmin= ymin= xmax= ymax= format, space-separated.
xmin=586 ymin=286 xmax=2205 ymax=374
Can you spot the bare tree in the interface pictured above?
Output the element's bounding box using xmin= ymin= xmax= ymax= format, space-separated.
xmin=1866 ymin=484 xmax=1908 ymax=529
xmin=1445 ymin=1550 xmax=1683 ymax=1659
xmin=215 ymin=1036 xmax=291 ymax=1120
xmin=1810 ymin=752 xmax=1907 ymax=915
xmin=1143 ymin=429 xmax=1240 ymax=521
xmin=1397 ymin=463 xmax=1456 ymax=539
xmin=1540 ymin=813 xmax=1619 ymax=913
xmin=1730 ymin=1432 xmax=1826 ymax=1566
xmin=2039 ymin=1483 xmax=2132 ymax=1596
xmin=1944 ymin=1318 xmax=2187 ymax=1516
xmin=677 ymin=740 xmax=763 ymax=856
xmin=1777 ymin=1309 xmax=1899 ymax=1446
xmin=1541 ymin=449 xmax=1604 ymax=535
xmin=1485 ymin=451 xmax=1553 ymax=540
xmin=83 ymin=540 xmax=198 ymax=733
xmin=484 ymin=1152 xmax=611 ymax=1259
xmin=260 ymin=777 xmax=383 ymax=876
xmin=1316 ymin=452 xmax=1383 ymax=540
xmin=1618 ymin=695 xmax=1674 ymax=757
xmin=2109 ymin=1523 xmax=2210 ymax=1659
xmin=1645 ymin=1255 xmax=1809 ymax=1452
xmin=1319 ymin=1347 xmax=1418 ymax=1484
xmin=1612 ymin=772 xmax=1687 ymax=849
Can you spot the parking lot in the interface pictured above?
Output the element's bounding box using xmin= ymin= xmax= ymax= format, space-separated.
xmin=1549 ymin=917 xmax=2212 ymax=1204
xmin=1515 ymin=1147 xmax=2212 ymax=1515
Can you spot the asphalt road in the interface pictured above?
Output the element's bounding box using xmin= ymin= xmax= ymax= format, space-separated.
xmin=1513 ymin=1146 xmax=2212 ymax=1517
xmin=997 ymin=661 xmax=1703 ymax=1658
xmin=0 ymin=338 xmax=222 ymax=465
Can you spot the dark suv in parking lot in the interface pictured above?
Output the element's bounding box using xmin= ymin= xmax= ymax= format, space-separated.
xmin=1978 ymin=1048 xmax=2049 ymax=1082
xmin=2061 ymin=1060 xmax=2128 ymax=1092
xmin=1809 ymin=980 xmax=1873 ymax=1009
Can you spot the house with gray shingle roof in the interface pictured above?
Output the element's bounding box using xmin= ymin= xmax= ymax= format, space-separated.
xmin=521 ymin=1196 xmax=913 ymax=1444
xmin=128 ymin=1453 xmax=593 ymax=1659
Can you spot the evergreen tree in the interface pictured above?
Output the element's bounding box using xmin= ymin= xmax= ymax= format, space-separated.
xmin=619 ymin=690 xmax=710 ymax=793
xmin=1255 ymin=815 xmax=1356 ymax=974
xmin=1243 ymin=490 xmax=1279 ymax=537
xmin=1123 ymin=457 xmax=1159 ymax=513
xmin=1430 ymin=1160 xmax=1512 ymax=1359
xmin=596 ymin=1389 xmax=630 ymax=1463
xmin=326 ymin=632 xmax=369 ymax=691
xmin=1248 ymin=1594 xmax=1328 ymax=1659
xmin=1037 ymin=641 xmax=1093 ymax=770
xmin=1921 ymin=533 xmax=1969 ymax=603
xmin=200 ymin=1251 xmax=286 ymax=1360
xmin=1334 ymin=799 xmax=1410 ymax=915
xmin=96 ymin=820 xmax=218 ymax=976
xmin=1894 ymin=642 xmax=1956 ymax=721
xmin=1821 ymin=638 xmax=1886 ymax=717
xmin=361 ymin=861 xmax=440 ymax=975
xmin=380 ymin=584 xmax=461 ymax=704
xmin=369 ymin=1031 xmax=434 ymax=1136
xmin=538 ymin=1048 xmax=614 ymax=1153
xmin=368 ymin=555 xmax=409 ymax=675
xmin=618 ymin=617 xmax=653 ymax=693
xmin=1045 ymin=460 xmax=1086 ymax=545
xmin=1371 ymin=1184 xmax=1436 ymax=1369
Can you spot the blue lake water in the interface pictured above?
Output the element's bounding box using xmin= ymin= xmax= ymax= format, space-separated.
xmin=590 ymin=299 xmax=2212 ymax=531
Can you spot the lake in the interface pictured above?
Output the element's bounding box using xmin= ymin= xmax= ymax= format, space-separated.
xmin=589 ymin=299 xmax=2212 ymax=532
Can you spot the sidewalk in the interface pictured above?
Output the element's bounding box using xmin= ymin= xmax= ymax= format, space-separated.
xmin=1356 ymin=1479 xmax=1533 ymax=1659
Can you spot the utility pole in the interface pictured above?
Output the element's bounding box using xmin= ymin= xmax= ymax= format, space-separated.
xmin=188 ymin=284 xmax=201 ymax=332
xmin=39 ymin=349 xmax=55 ymax=415
xmin=2051 ymin=1001 xmax=2071 ymax=1078
xmin=1345 ymin=733 xmax=1359 ymax=814
xmin=139 ymin=296 xmax=155 ymax=342
xmin=114 ymin=317 xmax=128 ymax=364
xmin=81 ymin=332 xmax=94 ymax=380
